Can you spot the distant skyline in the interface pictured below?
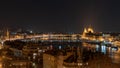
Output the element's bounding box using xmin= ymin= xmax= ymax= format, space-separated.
xmin=0 ymin=0 xmax=120 ymax=32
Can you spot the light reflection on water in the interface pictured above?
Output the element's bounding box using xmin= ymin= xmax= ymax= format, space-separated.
xmin=101 ymin=45 xmax=106 ymax=54
xmin=52 ymin=43 xmax=120 ymax=64
xmin=109 ymin=48 xmax=120 ymax=63
xmin=92 ymin=43 xmax=120 ymax=64
xmin=96 ymin=44 xmax=99 ymax=51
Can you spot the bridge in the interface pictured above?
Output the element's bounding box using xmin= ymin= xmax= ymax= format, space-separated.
xmin=0 ymin=34 xmax=119 ymax=49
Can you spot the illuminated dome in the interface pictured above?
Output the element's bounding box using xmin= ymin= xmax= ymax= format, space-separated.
xmin=83 ymin=26 xmax=94 ymax=34
xmin=88 ymin=27 xmax=94 ymax=33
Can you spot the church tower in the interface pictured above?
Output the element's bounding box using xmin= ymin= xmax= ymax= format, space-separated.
xmin=82 ymin=28 xmax=88 ymax=38
xmin=6 ymin=29 xmax=10 ymax=39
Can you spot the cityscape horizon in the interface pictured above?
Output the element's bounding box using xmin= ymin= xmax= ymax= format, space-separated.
xmin=0 ymin=0 xmax=120 ymax=68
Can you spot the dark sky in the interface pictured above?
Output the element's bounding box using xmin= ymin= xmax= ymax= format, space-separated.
xmin=0 ymin=0 xmax=120 ymax=32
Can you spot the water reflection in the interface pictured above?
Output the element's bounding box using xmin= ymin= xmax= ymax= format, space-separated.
xmin=109 ymin=48 xmax=120 ymax=63
xmin=50 ymin=42 xmax=120 ymax=64
xmin=101 ymin=45 xmax=106 ymax=54
xmin=85 ymin=43 xmax=120 ymax=64
xmin=96 ymin=44 xmax=99 ymax=51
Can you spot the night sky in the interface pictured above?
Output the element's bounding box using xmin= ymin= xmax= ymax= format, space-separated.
xmin=0 ymin=0 xmax=120 ymax=32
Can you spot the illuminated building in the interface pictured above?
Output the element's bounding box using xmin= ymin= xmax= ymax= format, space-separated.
xmin=88 ymin=27 xmax=94 ymax=33
xmin=82 ymin=26 xmax=94 ymax=38
xmin=82 ymin=28 xmax=88 ymax=38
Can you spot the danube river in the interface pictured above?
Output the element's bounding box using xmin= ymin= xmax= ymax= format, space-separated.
xmin=47 ymin=42 xmax=120 ymax=68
